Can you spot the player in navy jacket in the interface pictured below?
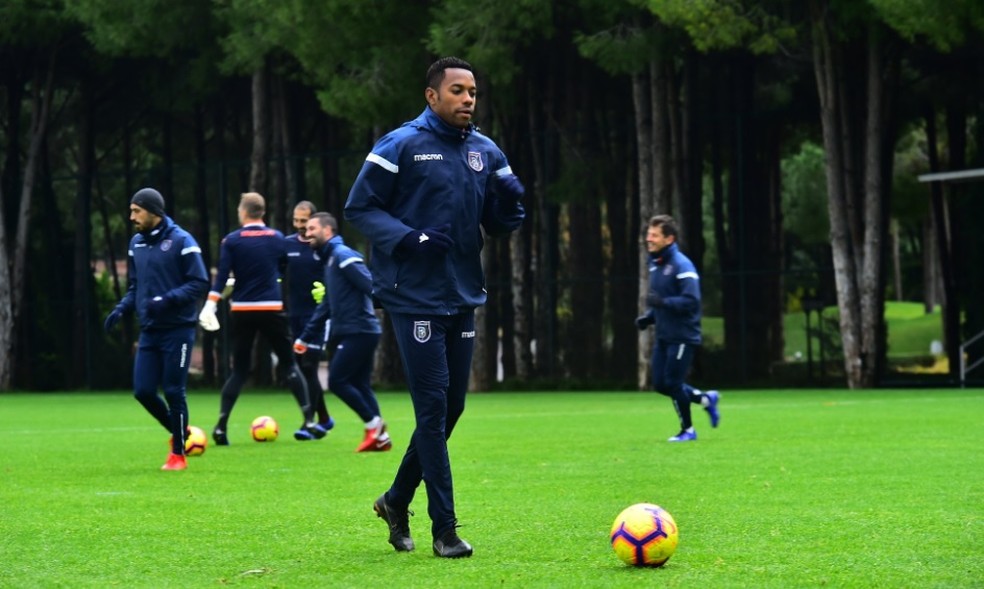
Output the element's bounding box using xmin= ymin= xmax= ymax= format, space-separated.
xmin=284 ymin=201 xmax=332 ymax=431
xmin=293 ymin=212 xmax=390 ymax=453
xmin=635 ymin=215 xmax=720 ymax=442
xmin=103 ymin=188 xmax=209 ymax=471
xmin=345 ymin=57 xmax=525 ymax=558
xmin=198 ymin=192 xmax=323 ymax=445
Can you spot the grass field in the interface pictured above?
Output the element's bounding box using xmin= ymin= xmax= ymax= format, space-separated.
xmin=703 ymin=302 xmax=944 ymax=362
xmin=1 ymin=388 xmax=982 ymax=588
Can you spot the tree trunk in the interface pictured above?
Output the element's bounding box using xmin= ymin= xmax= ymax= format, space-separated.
xmin=72 ymin=86 xmax=95 ymax=388
xmin=1 ymin=48 xmax=56 ymax=390
xmin=249 ymin=62 xmax=269 ymax=194
xmin=632 ymin=68 xmax=654 ymax=389
xmin=811 ymin=5 xmax=893 ymax=388
xmin=470 ymin=242 xmax=493 ymax=391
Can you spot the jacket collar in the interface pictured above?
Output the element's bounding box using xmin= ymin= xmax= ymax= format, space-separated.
xmin=650 ymin=242 xmax=678 ymax=265
xmin=317 ymin=234 xmax=345 ymax=259
xmin=142 ymin=215 xmax=171 ymax=243
xmin=410 ymin=107 xmax=474 ymax=140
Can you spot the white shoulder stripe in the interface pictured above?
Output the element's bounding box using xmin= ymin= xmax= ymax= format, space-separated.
xmin=367 ymin=153 xmax=398 ymax=173
xmin=677 ymin=271 xmax=699 ymax=280
xmin=182 ymin=246 xmax=202 ymax=255
xmin=338 ymin=257 xmax=363 ymax=268
xmin=494 ymin=165 xmax=513 ymax=177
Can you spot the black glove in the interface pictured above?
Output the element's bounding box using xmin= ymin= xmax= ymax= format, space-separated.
xmin=397 ymin=224 xmax=454 ymax=257
xmin=146 ymin=295 xmax=171 ymax=319
xmin=635 ymin=315 xmax=654 ymax=331
xmin=495 ymin=173 xmax=525 ymax=201
xmin=104 ymin=306 xmax=123 ymax=333
xmin=647 ymin=293 xmax=663 ymax=307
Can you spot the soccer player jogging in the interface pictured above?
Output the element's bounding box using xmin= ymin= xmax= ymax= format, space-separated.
xmin=104 ymin=188 xmax=209 ymax=471
xmin=293 ymin=212 xmax=391 ymax=453
xmin=198 ymin=192 xmax=325 ymax=445
xmin=284 ymin=201 xmax=334 ymax=433
xmin=344 ymin=56 xmax=525 ymax=558
xmin=635 ymin=214 xmax=720 ymax=442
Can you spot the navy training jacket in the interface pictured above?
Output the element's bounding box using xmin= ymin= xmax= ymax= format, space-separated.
xmin=343 ymin=107 xmax=525 ymax=315
xmin=284 ymin=231 xmax=324 ymax=342
xmin=642 ymin=242 xmax=703 ymax=345
xmin=120 ymin=216 xmax=209 ymax=330
xmin=208 ymin=223 xmax=286 ymax=312
xmin=299 ymin=235 xmax=381 ymax=342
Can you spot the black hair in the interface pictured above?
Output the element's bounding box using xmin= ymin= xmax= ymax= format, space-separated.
xmin=426 ymin=56 xmax=474 ymax=90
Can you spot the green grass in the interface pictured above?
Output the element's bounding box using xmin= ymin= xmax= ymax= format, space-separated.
xmin=704 ymin=302 xmax=944 ymax=361
xmin=2 ymin=389 xmax=982 ymax=588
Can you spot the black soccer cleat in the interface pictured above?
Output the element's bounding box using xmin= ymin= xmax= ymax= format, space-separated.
xmin=433 ymin=526 xmax=473 ymax=559
xmin=212 ymin=427 xmax=229 ymax=446
xmin=373 ymin=494 xmax=414 ymax=552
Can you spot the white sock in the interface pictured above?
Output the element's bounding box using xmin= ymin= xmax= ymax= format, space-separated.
xmin=365 ymin=416 xmax=381 ymax=430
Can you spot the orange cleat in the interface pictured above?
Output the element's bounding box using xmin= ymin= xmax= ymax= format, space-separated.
xmin=356 ymin=421 xmax=388 ymax=453
xmin=161 ymin=453 xmax=187 ymax=471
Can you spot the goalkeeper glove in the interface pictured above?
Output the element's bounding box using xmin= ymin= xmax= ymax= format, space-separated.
xmin=198 ymin=300 xmax=220 ymax=332
xmin=312 ymin=281 xmax=325 ymax=304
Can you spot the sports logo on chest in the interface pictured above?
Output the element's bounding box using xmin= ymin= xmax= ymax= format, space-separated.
xmin=663 ymin=264 xmax=674 ymax=276
xmin=160 ymin=239 xmax=173 ymax=252
xmin=467 ymin=151 xmax=484 ymax=172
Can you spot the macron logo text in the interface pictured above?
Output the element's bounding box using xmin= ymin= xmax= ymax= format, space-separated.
xmin=414 ymin=153 xmax=444 ymax=161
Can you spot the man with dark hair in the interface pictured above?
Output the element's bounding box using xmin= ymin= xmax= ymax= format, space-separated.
xmin=200 ymin=192 xmax=325 ymax=444
xmin=345 ymin=56 xmax=525 ymax=558
xmin=104 ymin=187 xmax=210 ymax=471
xmin=294 ymin=212 xmax=390 ymax=453
xmin=636 ymin=214 xmax=720 ymax=442
xmin=284 ymin=200 xmax=333 ymax=432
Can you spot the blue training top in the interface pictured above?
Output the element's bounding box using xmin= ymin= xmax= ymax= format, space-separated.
xmin=208 ymin=223 xmax=286 ymax=312
xmin=284 ymin=231 xmax=325 ymax=343
xmin=299 ymin=235 xmax=381 ymax=342
xmin=344 ymin=107 xmax=524 ymax=315
xmin=120 ymin=216 xmax=209 ymax=330
xmin=642 ymin=242 xmax=703 ymax=345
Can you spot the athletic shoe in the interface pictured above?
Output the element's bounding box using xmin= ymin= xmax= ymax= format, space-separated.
xmin=704 ymin=390 xmax=721 ymax=428
xmin=212 ymin=427 xmax=229 ymax=446
xmin=668 ymin=430 xmax=697 ymax=442
xmin=433 ymin=526 xmax=473 ymax=558
xmin=373 ymin=494 xmax=414 ymax=552
xmin=356 ymin=420 xmax=388 ymax=452
xmin=294 ymin=423 xmax=326 ymax=441
xmin=161 ymin=453 xmax=187 ymax=471
xmin=317 ymin=417 xmax=336 ymax=433
xmin=371 ymin=432 xmax=393 ymax=452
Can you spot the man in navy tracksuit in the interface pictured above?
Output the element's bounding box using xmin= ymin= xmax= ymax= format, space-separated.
xmin=104 ymin=188 xmax=209 ymax=471
xmin=198 ymin=192 xmax=323 ymax=444
xmin=345 ymin=57 xmax=525 ymax=558
xmin=284 ymin=200 xmax=333 ymax=431
xmin=293 ymin=212 xmax=391 ymax=453
xmin=635 ymin=214 xmax=720 ymax=442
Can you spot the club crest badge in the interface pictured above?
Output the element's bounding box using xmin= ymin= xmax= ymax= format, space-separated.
xmin=414 ymin=321 xmax=432 ymax=343
xmin=467 ymin=151 xmax=484 ymax=172
xmin=160 ymin=239 xmax=173 ymax=252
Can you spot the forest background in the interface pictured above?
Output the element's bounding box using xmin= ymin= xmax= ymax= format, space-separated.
xmin=2 ymin=0 xmax=983 ymax=392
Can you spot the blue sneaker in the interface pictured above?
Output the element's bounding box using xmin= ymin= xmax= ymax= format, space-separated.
xmin=704 ymin=390 xmax=720 ymax=428
xmin=316 ymin=417 xmax=335 ymax=434
xmin=294 ymin=422 xmax=326 ymax=441
xmin=668 ymin=430 xmax=697 ymax=442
